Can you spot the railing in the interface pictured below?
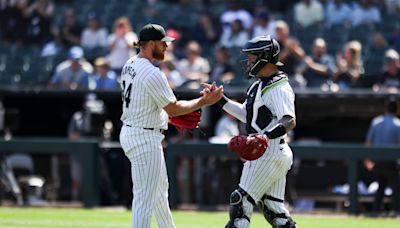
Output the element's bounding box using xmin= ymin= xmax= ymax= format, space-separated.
xmin=166 ymin=142 xmax=400 ymax=214
xmin=1 ymin=138 xmax=399 ymax=214
xmin=0 ymin=138 xmax=100 ymax=208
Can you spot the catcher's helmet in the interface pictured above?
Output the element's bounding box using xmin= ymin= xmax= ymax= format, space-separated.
xmin=241 ymin=35 xmax=283 ymax=77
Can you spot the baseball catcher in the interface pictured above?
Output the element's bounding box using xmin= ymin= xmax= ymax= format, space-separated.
xmin=202 ymin=35 xmax=297 ymax=228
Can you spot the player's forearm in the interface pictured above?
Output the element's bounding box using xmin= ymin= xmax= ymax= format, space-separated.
xmin=218 ymin=95 xmax=247 ymax=123
xmin=165 ymin=98 xmax=205 ymax=117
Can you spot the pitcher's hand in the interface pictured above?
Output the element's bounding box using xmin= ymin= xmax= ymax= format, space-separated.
xmin=200 ymin=82 xmax=223 ymax=105
xmin=200 ymin=82 xmax=217 ymax=94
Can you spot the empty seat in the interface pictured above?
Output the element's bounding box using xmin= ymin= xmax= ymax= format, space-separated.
xmin=323 ymin=24 xmax=350 ymax=55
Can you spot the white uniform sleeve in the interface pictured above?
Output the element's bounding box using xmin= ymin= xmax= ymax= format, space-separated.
xmin=143 ymin=69 xmax=177 ymax=108
xmin=222 ymin=98 xmax=247 ymax=123
xmin=266 ymin=83 xmax=295 ymax=120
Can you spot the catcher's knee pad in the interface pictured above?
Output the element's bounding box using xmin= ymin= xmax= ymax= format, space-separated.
xmin=261 ymin=195 xmax=296 ymax=228
xmin=225 ymin=187 xmax=256 ymax=228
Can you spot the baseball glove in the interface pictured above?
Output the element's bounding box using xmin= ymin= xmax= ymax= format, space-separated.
xmin=169 ymin=110 xmax=201 ymax=129
xmin=228 ymin=135 xmax=268 ymax=161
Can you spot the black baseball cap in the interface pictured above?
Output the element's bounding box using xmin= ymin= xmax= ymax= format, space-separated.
xmin=139 ymin=24 xmax=175 ymax=42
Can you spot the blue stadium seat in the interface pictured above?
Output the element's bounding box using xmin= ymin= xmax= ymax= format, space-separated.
xmin=297 ymin=24 xmax=324 ymax=54
xmin=363 ymin=49 xmax=386 ymax=77
xmin=323 ymin=24 xmax=350 ymax=55
xmin=84 ymin=47 xmax=108 ymax=63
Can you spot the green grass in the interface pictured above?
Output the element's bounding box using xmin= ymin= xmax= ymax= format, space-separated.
xmin=0 ymin=207 xmax=399 ymax=228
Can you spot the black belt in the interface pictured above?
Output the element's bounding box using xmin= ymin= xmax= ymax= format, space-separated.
xmin=125 ymin=124 xmax=167 ymax=135
xmin=143 ymin=127 xmax=167 ymax=135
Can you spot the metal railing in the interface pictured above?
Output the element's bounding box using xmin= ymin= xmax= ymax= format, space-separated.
xmin=166 ymin=142 xmax=400 ymax=214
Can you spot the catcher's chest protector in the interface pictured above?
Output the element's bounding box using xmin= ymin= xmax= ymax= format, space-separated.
xmin=245 ymin=73 xmax=286 ymax=134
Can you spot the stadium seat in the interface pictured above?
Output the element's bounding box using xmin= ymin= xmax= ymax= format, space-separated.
xmin=83 ymin=47 xmax=108 ymax=63
xmin=349 ymin=24 xmax=375 ymax=51
xmin=323 ymin=24 xmax=349 ymax=55
xmin=297 ymin=24 xmax=324 ymax=54
xmin=0 ymin=54 xmax=25 ymax=86
xmin=363 ymin=50 xmax=385 ymax=77
xmin=6 ymin=154 xmax=46 ymax=206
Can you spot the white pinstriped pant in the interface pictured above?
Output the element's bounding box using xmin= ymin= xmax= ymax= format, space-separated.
xmin=120 ymin=126 xmax=175 ymax=228
xmin=238 ymin=138 xmax=293 ymax=227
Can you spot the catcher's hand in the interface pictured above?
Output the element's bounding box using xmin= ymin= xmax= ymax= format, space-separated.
xmin=228 ymin=135 xmax=268 ymax=161
xmin=169 ymin=110 xmax=201 ymax=129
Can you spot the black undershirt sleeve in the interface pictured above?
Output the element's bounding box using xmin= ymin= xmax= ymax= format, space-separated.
xmin=265 ymin=124 xmax=286 ymax=139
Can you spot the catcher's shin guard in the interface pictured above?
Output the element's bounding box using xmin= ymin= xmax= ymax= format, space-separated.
xmin=261 ymin=195 xmax=296 ymax=228
xmin=225 ymin=187 xmax=256 ymax=228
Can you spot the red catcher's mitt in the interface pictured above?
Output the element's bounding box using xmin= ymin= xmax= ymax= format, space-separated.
xmin=169 ymin=110 xmax=201 ymax=129
xmin=228 ymin=135 xmax=268 ymax=160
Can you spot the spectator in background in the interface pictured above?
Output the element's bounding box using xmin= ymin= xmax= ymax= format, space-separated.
xmin=219 ymin=19 xmax=249 ymax=48
xmin=389 ymin=25 xmax=400 ymax=53
xmin=106 ymin=16 xmax=137 ymax=75
xmin=220 ymin=0 xmax=253 ymax=34
xmin=80 ymin=11 xmax=108 ymax=50
xmin=383 ymin=0 xmax=400 ymax=16
xmin=368 ymin=32 xmax=388 ymax=56
xmin=333 ymin=40 xmax=364 ymax=90
xmin=49 ymin=46 xmax=93 ymax=89
xmin=177 ymin=41 xmax=210 ymax=85
xmin=1 ymin=0 xmax=29 ymax=46
xmin=0 ymin=0 xmax=5 ymax=35
xmin=91 ymin=57 xmax=119 ymax=90
xmin=275 ymin=20 xmax=306 ymax=88
xmin=373 ymin=49 xmax=400 ymax=92
xmin=159 ymin=58 xmax=186 ymax=90
xmin=187 ymin=11 xmax=221 ymax=47
xmin=351 ymin=0 xmax=381 ymax=27
xmin=300 ymin=38 xmax=336 ymax=88
xmin=67 ymin=93 xmax=115 ymax=202
xmin=294 ymin=0 xmax=324 ymax=28
xmin=54 ymin=7 xmax=83 ymax=48
xmin=325 ymin=0 xmax=352 ymax=27
xmin=25 ymin=0 xmax=54 ymax=45
xmin=364 ymin=32 xmax=388 ymax=76
xmin=251 ymin=10 xmax=276 ymax=39
xmin=209 ymin=46 xmax=234 ymax=84
xmin=164 ymin=28 xmax=185 ymax=61
xmin=365 ymin=97 xmax=400 ymax=216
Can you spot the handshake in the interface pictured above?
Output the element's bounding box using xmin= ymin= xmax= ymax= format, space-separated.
xmin=168 ymin=82 xmax=223 ymax=131
xmin=199 ymin=82 xmax=224 ymax=106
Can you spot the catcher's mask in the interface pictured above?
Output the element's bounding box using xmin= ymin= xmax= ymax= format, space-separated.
xmin=240 ymin=35 xmax=283 ymax=78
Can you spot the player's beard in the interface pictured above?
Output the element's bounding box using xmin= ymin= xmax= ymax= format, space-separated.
xmin=152 ymin=46 xmax=165 ymax=61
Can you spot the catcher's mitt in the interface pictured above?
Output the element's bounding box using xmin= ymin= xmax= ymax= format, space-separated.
xmin=169 ymin=110 xmax=201 ymax=129
xmin=228 ymin=135 xmax=268 ymax=161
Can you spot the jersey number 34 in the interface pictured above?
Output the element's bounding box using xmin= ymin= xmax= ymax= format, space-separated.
xmin=122 ymin=80 xmax=132 ymax=108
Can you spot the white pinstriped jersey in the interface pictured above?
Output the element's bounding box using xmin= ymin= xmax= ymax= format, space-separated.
xmin=120 ymin=56 xmax=176 ymax=129
xmin=244 ymin=72 xmax=295 ymax=143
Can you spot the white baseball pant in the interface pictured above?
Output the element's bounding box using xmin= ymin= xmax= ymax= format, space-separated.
xmin=120 ymin=126 xmax=176 ymax=228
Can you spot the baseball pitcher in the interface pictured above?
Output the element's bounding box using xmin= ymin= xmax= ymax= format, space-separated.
xmin=119 ymin=24 xmax=223 ymax=228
